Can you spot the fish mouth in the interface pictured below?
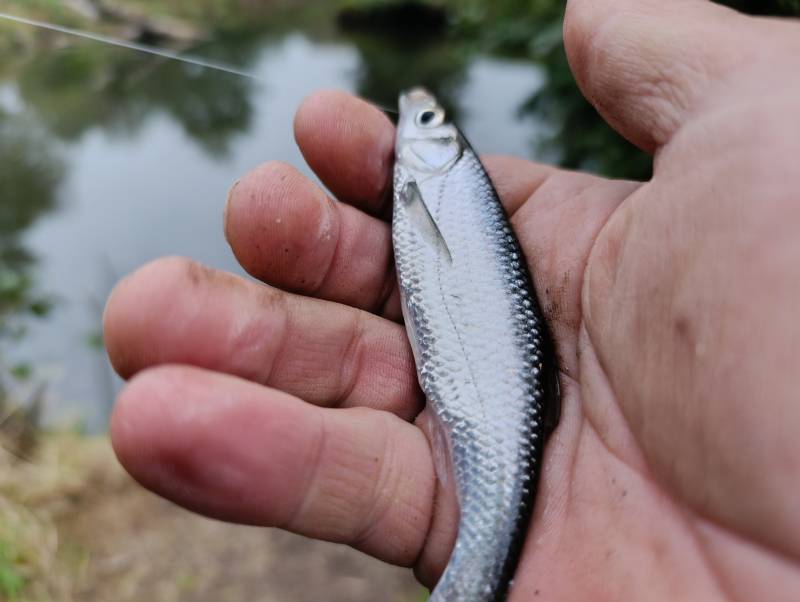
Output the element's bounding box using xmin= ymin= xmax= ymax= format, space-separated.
xmin=399 ymin=86 xmax=435 ymax=112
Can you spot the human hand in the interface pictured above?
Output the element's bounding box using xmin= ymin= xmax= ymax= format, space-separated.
xmin=103 ymin=1 xmax=800 ymax=599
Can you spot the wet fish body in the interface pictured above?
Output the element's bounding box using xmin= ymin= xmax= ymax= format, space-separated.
xmin=392 ymin=89 xmax=559 ymax=601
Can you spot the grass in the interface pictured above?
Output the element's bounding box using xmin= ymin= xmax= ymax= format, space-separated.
xmin=0 ymin=439 xmax=74 ymax=601
xmin=0 ymin=401 xmax=109 ymax=602
xmin=0 ymin=539 xmax=26 ymax=599
xmin=0 ymin=406 xmax=426 ymax=601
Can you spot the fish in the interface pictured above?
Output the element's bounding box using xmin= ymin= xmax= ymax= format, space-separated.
xmin=392 ymin=88 xmax=560 ymax=601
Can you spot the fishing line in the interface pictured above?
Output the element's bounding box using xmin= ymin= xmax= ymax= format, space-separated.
xmin=0 ymin=11 xmax=261 ymax=80
xmin=0 ymin=11 xmax=399 ymax=114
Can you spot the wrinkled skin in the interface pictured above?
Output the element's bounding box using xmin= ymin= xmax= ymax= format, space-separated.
xmin=104 ymin=1 xmax=800 ymax=600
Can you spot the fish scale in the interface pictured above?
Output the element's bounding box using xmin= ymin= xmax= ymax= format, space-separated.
xmin=393 ymin=89 xmax=559 ymax=601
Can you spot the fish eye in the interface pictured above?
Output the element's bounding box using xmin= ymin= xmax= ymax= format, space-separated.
xmin=419 ymin=110 xmax=436 ymax=125
xmin=416 ymin=107 xmax=444 ymax=128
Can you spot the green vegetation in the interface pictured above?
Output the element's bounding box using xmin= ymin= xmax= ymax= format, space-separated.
xmin=0 ymin=106 xmax=62 ymax=419
xmin=3 ymin=0 xmax=799 ymax=180
xmin=0 ymin=425 xmax=425 ymax=600
xmin=336 ymin=0 xmax=800 ymax=180
xmin=0 ymin=540 xmax=26 ymax=600
xmin=15 ymin=42 xmax=256 ymax=153
xmin=0 ymin=419 xmax=80 ymax=602
xmin=444 ymin=0 xmax=799 ymax=179
xmin=0 ymin=114 xmax=61 ymax=339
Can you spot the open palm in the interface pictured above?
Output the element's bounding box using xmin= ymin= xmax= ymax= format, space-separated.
xmin=104 ymin=1 xmax=800 ymax=599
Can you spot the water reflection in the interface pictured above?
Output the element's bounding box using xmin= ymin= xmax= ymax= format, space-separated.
xmin=347 ymin=32 xmax=470 ymax=119
xmin=15 ymin=43 xmax=256 ymax=156
xmin=0 ymin=109 xmax=63 ymax=339
xmin=1 ymin=25 xmax=544 ymax=430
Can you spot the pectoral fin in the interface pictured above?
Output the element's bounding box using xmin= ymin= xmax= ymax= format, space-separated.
xmin=402 ymin=180 xmax=452 ymax=262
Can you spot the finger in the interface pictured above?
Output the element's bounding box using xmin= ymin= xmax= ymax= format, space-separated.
xmin=225 ymin=161 xmax=402 ymax=321
xmin=103 ymin=257 xmax=422 ymax=420
xmin=294 ymin=90 xmax=395 ymax=215
xmin=110 ymin=365 xmax=436 ymax=566
xmin=563 ymin=0 xmax=796 ymax=151
xmin=293 ymin=92 xmax=555 ymax=219
xmin=224 ymin=158 xmax=553 ymax=321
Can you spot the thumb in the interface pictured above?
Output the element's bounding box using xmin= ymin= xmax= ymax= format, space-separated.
xmin=564 ymin=0 xmax=800 ymax=152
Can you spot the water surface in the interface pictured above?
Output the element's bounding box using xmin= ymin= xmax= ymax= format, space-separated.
xmin=1 ymin=22 xmax=545 ymax=430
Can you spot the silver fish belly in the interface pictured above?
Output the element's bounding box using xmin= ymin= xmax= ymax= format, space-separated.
xmin=392 ymin=89 xmax=559 ymax=602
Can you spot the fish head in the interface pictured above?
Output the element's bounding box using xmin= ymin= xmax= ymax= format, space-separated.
xmin=396 ymin=88 xmax=463 ymax=176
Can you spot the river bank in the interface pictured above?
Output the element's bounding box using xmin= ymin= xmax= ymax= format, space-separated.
xmin=0 ymin=429 xmax=425 ymax=601
xmin=0 ymin=0 xmax=309 ymax=53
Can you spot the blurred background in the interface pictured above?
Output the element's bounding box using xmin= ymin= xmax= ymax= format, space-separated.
xmin=0 ymin=1 xmax=798 ymax=600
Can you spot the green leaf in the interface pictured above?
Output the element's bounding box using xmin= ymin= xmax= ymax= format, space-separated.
xmin=86 ymin=331 xmax=105 ymax=351
xmin=10 ymin=363 xmax=32 ymax=380
xmin=28 ymin=297 xmax=53 ymax=317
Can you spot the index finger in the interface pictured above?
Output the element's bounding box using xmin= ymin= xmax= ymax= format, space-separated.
xmin=294 ymin=90 xmax=396 ymax=216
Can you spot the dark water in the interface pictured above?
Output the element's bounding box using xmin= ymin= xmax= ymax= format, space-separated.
xmin=0 ymin=19 xmax=548 ymax=431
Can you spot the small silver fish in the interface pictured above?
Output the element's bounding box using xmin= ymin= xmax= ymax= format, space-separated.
xmin=393 ymin=88 xmax=560 ymax=601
